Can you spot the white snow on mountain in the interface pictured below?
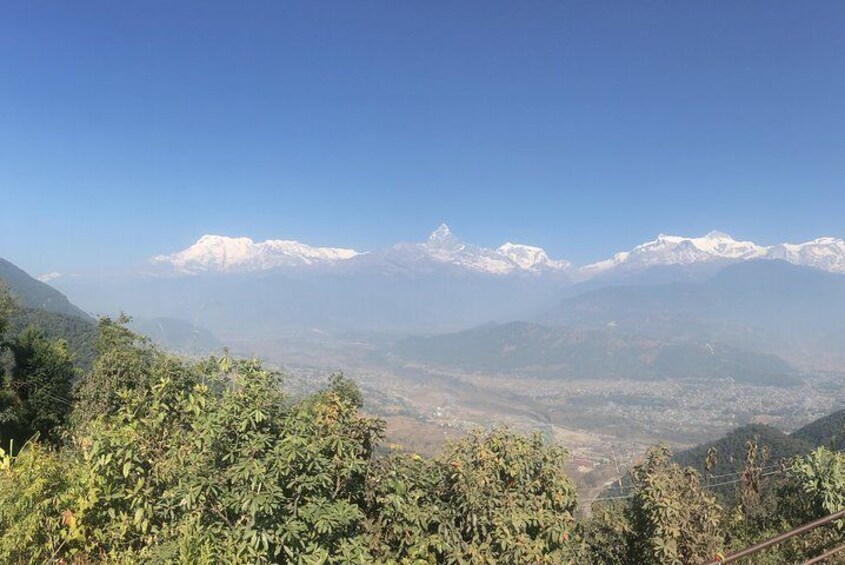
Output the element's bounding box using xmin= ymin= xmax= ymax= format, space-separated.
xmin=767 ymin=237 xmax=845 ymax=274
xmin=150 ymin=225 xmax=571 ymax=276
xmin=417 ymin=224 xmax=571 ymax=274
xmin=581 ymin=231 xmax=766 ymax=276
xmin=37 ymin=272 xmax=61 ymax=283
xmin=151 ymin=235 xmax=360 ymax=274
xmin=581 ymin=232 xmax=845 ymax=277
xmin=497 ymin=243 xmax=572 ymax=271
xmin=150 ymin=228 xmax=844 ymax=278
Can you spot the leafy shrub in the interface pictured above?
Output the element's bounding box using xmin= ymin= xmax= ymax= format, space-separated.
xmin=367 ymin=428 xmax=583 ymax=563
xmin=625 ymin=445 xmax=722 ymax=564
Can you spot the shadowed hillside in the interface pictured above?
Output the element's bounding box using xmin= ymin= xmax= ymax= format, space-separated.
xmin=393 ymin=321 xmax=799 ymax=385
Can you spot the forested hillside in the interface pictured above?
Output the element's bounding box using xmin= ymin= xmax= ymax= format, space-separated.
xmin=792 ymin=408 xmax=845 ymax=450
xmin=8 ymin=308 xmax=98 ymax=370
xmin=0 ymin=258 xmax=225 ymax=368
xmin=0 ymin=258 xmax=97 ymax=370
xmin=674 ymin=424 xmax=815 ymax=478
xmin=0 ymin=258 xmax=89 ymax=318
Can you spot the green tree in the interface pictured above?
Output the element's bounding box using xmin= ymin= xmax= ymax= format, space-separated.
xmin=625 ymin=445 xmax=723 ymax=565
xmin=71 ymin=314 xmax=156 ymax=424
xmin=54 ymin=342 xmax=384 ymax=562
xmin=0 ymin=327 xmax=76 ymax=446
xmin=0 ymin=285 xmax=76 ymax=449
xmin=367 ymin=427 xmax=584 ymax=563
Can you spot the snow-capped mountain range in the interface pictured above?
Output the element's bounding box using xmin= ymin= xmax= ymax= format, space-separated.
xmin=150 ymin=234 xmax=360 ymax=274
xmin=580 ymin=231 xmax=845 ymax=277
xmin=148 ymin=226 xmax=845 ymax=278
xmin=388 ymin=224 xmax=572 ymax=275
xmin=150 ymin=224 xmax=572 ymax=276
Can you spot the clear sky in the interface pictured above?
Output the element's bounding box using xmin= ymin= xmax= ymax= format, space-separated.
xmin=1 ymin=1 xmax=844 ymax=275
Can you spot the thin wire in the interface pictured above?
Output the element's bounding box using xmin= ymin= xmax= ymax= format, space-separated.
xmin=589 ymin=469 xmax=785 ymax=503
xmin=601 ymin=462 xmax=784 ymax=495
xmin=594 ymin=447 xmax=845 ymax=500
xmin=39 ymin=391 xmax=74 ymax=407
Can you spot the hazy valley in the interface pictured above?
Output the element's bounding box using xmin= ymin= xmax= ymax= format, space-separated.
xmin=20 ymin=225 xmax=845 ymax=501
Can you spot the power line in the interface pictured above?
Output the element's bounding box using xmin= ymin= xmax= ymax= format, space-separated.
xmin=604 ymin=462 xmax=785 ymax=494
xmin=588 ymin=469 xmax=785 ymax=504
xmin=591 ymin=446 xmax=845 ymax=503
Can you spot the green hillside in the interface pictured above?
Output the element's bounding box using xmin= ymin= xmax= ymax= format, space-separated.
xmin=0 ymin=258 xmax=89 ymax=319
xmin=674 ymin=423 xmax=814 ymax=477
xmin=1 ymin=258 xmax=97 ymax=370
xmin=8 ymin=308 xmax=98 ymax=370
xmin=791 ymin=408 xmax=845 ymax=450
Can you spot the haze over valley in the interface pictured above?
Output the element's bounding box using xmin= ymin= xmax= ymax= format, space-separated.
xmin=14 ymin=224 xmax=840 ymax=497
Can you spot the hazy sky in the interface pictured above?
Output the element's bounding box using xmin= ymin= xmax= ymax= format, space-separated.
xmin=1 ymin=1 xmax=844 ymax=275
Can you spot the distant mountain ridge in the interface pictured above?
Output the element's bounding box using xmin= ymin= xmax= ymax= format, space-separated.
xmin=1 ymin=257 xmax=225 ymax=363
xmin=542 ymin=260 xmax=845 ymax=366
xmin=150 ymin=234 xmax=361 ymax=274
xmin=392 ymin=321 xmax=798 ymax=386
xmin=150 ymin=224 xmax=572 ymax=277
xmin=580 ymin=232 xmax=845 ymax=279
xmin=143 ymin=227 xmax=845 ymax=280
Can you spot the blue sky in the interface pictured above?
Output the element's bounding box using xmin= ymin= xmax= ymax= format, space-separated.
xmin=1 ymin=1 xmax=844 ymax=275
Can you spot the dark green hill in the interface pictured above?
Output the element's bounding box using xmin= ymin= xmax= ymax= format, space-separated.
xmin=674 ymin=424 xmax=814 ymax=477
xmin=1 ymin=257 xmax=97 ymax=370
xmin=0 ymin=258 xmax=90 ymax=319
xmin=613 ymin=410 xmax=845 ymax=499
xmin=8 ymin=308 xmax=98 ymax=371
xmin=393 ymin=321 xmax=799 ymax=385
xmin=791 ymin=408 xmax=845 ymax=450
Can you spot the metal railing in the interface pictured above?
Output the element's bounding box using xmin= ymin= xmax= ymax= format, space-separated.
xmin=702 ymin=509 xmax=845 ymax=564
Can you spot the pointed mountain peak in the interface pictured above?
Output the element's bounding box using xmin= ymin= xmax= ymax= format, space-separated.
xmin=429 ymin=223 xmax=454 ymax=241
xmin=704 ymin=230 xmax=733 ymax=240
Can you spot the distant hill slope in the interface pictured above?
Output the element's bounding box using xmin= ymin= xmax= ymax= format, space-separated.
xmin=128 ymin=317 xmax=223 ymax=356
xmin=600 ymin=412 xmax=845 ymax=500
xmin=1 ymin=257 xmax=225 ymax=363
xmin=674 ymin=424 xmax=814 ymax=477
xmin=791 ymin=408 xmax=845 ymax=450
xmin=0 ymin=258 xmax=90 ymax=319
xmin=1 ymin=257 xmax=97 ymax=370
xmin=541 ymin=260 xmax=845 ymax=365
xmin=392 ymin=321 xmax=799 ymax=385
xmin=9 ymin=308 xmax=98 ymax=370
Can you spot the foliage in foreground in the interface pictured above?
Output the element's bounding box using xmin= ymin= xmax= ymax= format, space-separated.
xmin=0 ymin=304 xmax=844 ymax=563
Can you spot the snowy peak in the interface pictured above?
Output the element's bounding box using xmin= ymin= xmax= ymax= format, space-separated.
xmin=633 ymin=232 xmax=765 ymax=260
xmin=416 ymin=226 xmax=570 ymax=275
xmin=148 ymin=228 xmax=845 ymax=279
xmin=768 ymin=237 xmax=845 ymax=274
xmin=151 ymin=227 xmax=572 ymax=277
xmin=428 ymin=223 xmax=456 ymax=244
xmin=582 ymin=231 xmax=845 ymax=278
xmin=151 ymin=234 xmax=360 ymax=274
xmin=497 ymin=243 xmax=571 ymax=271
xmin=425 ymin=224 xmax=465 ymax=255
xmin=582 ymin=231 xmax=765 ymax=277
